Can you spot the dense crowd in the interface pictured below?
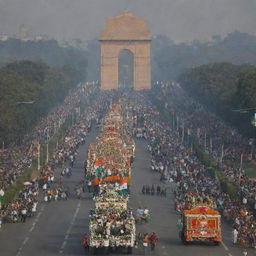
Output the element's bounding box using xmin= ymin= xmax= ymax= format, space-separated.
xmin=0 ymin=83 xmax=94 ymax=193
xmin=0 ymin=83 xmax=112 ymax=226
xmin=1 ymin=180 xmax=39 ymax=223
xmin=158 ymin=83 xmax=256 ymax=247
xmin=89 ymin=207 xmax=134 ymax=238
xmin=127 ymin=89 xmax=256 ymax=248
xmin=2 ymin=82 xmax=256 ymax=248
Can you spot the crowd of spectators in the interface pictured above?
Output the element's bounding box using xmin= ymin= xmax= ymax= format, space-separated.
xmin=0 ymin=83 xmax=112 ymax=226
xmin=129 ymin=89 xmax=256 ymax=248
xmin=159 ymin=83 xmax=256 ymax=246
xmin=0 ymin=83 xmax=94 ymax=192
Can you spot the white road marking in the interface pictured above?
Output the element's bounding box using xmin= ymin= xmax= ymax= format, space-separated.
xmin=29 ymin=222 xmax=36 ymax=232
xmin=59 ymin=201 xmax=81 ymax=254
xmin=16 ymin=247 xmax=22 ymax=256
xmin=22 ymin=237 xmax=29 ymax=245
xmin=15 ymin=203 xmax=46 ymax=256
xmin=221 ymin=241 xmax=229 ymax=251
xmin=16 ymin=237 xmax=29 ymax=256
xmin=61 ymin=241 xmax=67 ymax=249
xmin=228 ymin=253 xmax=233 ymax=256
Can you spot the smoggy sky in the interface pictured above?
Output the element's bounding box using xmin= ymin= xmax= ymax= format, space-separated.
xmin=0 ymin=0 xmax=255 ymax=42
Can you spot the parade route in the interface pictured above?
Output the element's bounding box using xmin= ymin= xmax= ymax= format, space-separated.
xmin=0 ymin=120 xmax=253 ymax=256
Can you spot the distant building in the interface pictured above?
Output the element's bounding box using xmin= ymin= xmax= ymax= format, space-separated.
xmin=0 ymin=34 xmax=9 ymax=41
xmin=18 ymin=24 xmax=29 ymax=41
xmin=34 ymin=36 xmax=43 ymax=41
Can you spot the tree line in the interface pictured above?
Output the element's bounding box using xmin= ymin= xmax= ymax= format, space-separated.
xmin=0 ymin=38 xmax=89 ymax=145
xmin=0 ymin=38 xmax=88 ymax=87
xmin=0 ymin=60 xmax=85 ymax=146
xmin=178 ymin=62 xmax=256 ymax=137
xmin=152 ymin=31 xmax=256 ymax=82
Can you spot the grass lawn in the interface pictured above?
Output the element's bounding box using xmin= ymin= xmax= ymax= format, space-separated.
xmin=245 ymin=166 xmax=256 ymax=178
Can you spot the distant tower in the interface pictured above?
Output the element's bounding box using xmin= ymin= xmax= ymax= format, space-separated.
xmin=18 ymin=24 xmax=29 ymax=41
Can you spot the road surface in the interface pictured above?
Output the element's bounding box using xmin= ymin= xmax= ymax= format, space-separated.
xmin=0 ymin=125 xmax=253 ymax=256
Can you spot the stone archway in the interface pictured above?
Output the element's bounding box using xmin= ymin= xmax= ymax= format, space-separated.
xmin=118 ymin=49 xmax=134 ymax=89
xmin=99 ymin=11 xmax=151 ymax=90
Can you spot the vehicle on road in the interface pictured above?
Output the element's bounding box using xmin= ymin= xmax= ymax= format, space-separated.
xmin=180 ymin=204 xmax=221 ymax=245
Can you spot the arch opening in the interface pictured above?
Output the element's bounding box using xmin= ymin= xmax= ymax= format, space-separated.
xmin=118 ymin=49 xmax=134 ymax=89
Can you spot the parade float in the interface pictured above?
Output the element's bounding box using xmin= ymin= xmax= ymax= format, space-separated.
xmin=179 ymin=194 xmax=222 ymax=245
xmin=86 ymin=102 xmax=136 ymax=254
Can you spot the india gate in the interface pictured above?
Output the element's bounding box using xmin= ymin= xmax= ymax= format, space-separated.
xmin=100 ymin=11 xmax=151 ymax=90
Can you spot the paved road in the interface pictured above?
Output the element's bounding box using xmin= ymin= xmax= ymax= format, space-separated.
xmin=0 ymin=126 xmax=254 ymax=256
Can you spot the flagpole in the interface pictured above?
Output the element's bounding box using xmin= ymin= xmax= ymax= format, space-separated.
xmin=182 ymin=120 xmax=185 ymax=143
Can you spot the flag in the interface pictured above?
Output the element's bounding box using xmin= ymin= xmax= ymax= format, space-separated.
xmin=119 ymin=182 xmax=128 ymax=190
xmin=94 ymin=159 xmax=103 ymax=167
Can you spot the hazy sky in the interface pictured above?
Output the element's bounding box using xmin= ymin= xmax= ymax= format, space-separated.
xmin=0 ymin=0 xmax=256 ymax=42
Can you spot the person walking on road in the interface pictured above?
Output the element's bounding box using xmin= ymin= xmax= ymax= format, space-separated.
xmin=233 ymin=228 xmax=238 ymax=244
xmin=76 ymin=186 xmax=82 ymax=199
xmin=135 ymin=232 xmax=143 ymax=248
xmin=82 ymin=233 xmax=88 ymax=254
xmin=21 ymin=208 xmax=27 ymax=223
xmin=150 ymin=232 xmax=158 ymax=251
xmin=143 ymin=233 xmax=149 ymax=255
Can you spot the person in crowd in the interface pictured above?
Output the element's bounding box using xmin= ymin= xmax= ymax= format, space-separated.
xmin=143 ymin=233 xmax=149 ymax=255
xmin=233 ymin=228 xmax=238 ymax=244
xmin=150 ymin=232 xmax=158 ymax=251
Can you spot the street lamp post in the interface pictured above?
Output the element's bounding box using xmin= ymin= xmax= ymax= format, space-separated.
xmin=46 ymin=143 xmax=49 ymax=164
xmin=239 ymin=153 xmax=243 ymax=189
xmin=37 ymin=143 xmax=41 ymax=171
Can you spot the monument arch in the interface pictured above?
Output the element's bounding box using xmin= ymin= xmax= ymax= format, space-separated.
xmin=99 ymin=11 xmax=151 ymax=90
xmin=118 ymin=49 xmax=134 ymax=89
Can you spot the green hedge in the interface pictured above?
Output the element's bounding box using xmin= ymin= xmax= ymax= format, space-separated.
xmin=2 ymin=161 xmax=35 ymax=205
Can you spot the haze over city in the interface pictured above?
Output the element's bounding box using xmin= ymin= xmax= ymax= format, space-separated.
xmin=0 ymin=0 xmax=256 ymax=42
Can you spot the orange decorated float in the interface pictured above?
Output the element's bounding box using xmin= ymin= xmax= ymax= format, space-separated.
xmin=181 ymin=203 xmax=221 ymax=245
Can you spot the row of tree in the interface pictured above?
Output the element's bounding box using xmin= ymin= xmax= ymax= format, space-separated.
xmin=178 ymin=62 xmax=256 ymax=137
xmin=0 ymin=60 xmax=79 ymax=145
xmin=0 ymin=38 xmax=89 ymax=145
xmin=0 ymin=38 xmax=88 ymax=87
xmin=152 ymin=31 xmax=256 ymax=82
